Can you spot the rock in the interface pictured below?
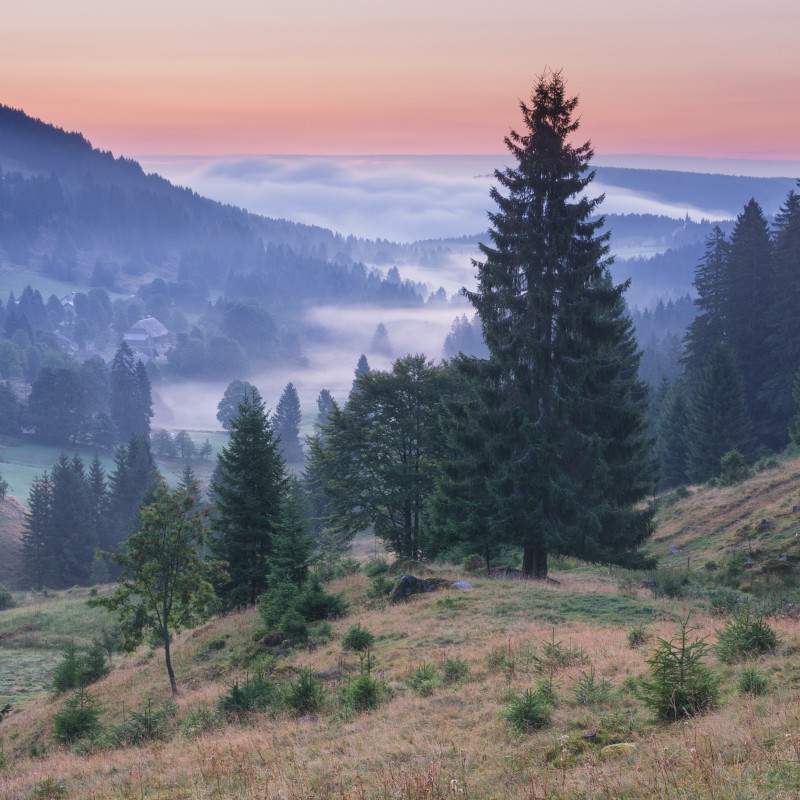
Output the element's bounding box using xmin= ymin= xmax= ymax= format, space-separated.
xmin=451 ymin=581 xmax=473 ymax=589
xmin=639 ymin=579 xmax=656 ymax=589
xmin=389 ymin=574 xmax=450 ymax=602
xmin=300 ymin=715 xmax=319 ymax=724
xmin=488 ymin=566 xmax=524 ymax=579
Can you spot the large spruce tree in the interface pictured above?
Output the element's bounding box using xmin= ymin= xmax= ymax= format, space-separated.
xmin=725 ymin=199 xmax=773 ymax=441
xmin=211 ymin=387 xmax=289 ymax=607
xmin=458 ymin=71 xmax=655 ymax=578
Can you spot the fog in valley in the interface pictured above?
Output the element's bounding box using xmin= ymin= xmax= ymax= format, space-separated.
xmin=152 ymin=296 xmax=477 ymax=436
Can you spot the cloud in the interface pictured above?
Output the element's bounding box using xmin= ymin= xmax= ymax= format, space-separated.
xmin=149 ymin=154 xmax=500 ymax=242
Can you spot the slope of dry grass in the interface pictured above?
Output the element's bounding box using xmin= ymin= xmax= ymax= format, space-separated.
xmin=2 ymin=565 xmax=800 ymax=800
xmin=4 ymin=460 xmax=800 ymax=798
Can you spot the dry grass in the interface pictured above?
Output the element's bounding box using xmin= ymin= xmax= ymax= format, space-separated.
xmin=2 ymin=568 xmax=800 ymax=800
xmin=6 ymin=461 xmax=800 ymax=798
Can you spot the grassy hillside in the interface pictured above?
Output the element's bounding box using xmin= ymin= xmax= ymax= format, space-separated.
xmin=3 ymin=462 xmax=800 ymax=798
xmin=0 ymin=497 xmax=24 ymax=588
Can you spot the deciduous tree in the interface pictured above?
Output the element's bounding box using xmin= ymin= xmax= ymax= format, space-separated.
xmin=90 ymin=482 xmax=224 ymax=695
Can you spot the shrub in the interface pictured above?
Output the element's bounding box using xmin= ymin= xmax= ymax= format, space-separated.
xmin=627 ymin=623 xmax=652 ymax=649
xmin=637 ymin=616 xmax=719 ymax=720
xmin=367 ymin=573 xmax=394 ymax=598
xmin=52 ymin=642 xmax=86 ymax=694
xmin=719 ymin=448 xmax=749 ymax=485
xmin=278 ymin=609 xmax=309 ymax=643
xmin=258 ymin=579 xmax=300 ymax=630
xmin=341 ymin=624 xmax=374 ymax=653
xmin=180 ymin=706 xmax=220 ymax=737
xmin=407 ymin=662 xmax=439 ymax=696
xmin=714 ymin=607 xmax=779 ymax=663
xmin=218 ymin=670 xmax=276 ymax=717
xmin=53 ymin=688 xmax=102 ymax=744
xmin=501 ymin=688 xmax=552 ymax=734
xmin=82 ymin=640 xmax=110 ymax=684
xmin=31 ymin=778 xmax=68 ymax=800
xmin=737 ymin=665 xmax=769 ymax=696
xmin=707 ymin=587 xmax=743 ymax=615
xmin=0 ymin=584 xmax=14 ymax=610
xmin=442 ymin=657 xmax=470 ymax=685
xmin=284 ymin=669 xmax=326 ymax=716
xmin=649 ymin=568 xmax=689 ymax=599
xmin=570 ymin=666 xmax=612 ymax=705
xmin=363 ymin=557 xmax=389 ymax=578
xmin=295 ymin=575 xmax=348 ymax=621
xmin=342 ymin=672 xmax=384 ymax=712
xmin=533 ymin=629 xmax=588 ymax=672
xmin=116 ymin=698 xmax=177 ymax=746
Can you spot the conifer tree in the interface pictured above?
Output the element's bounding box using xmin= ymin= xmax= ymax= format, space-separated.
xmin=686 ymin=343 xmax=752 ymax=483
xmin=211 ymin=388 xmax=289 ymax=607
xmin=656 ymin=381 xmax=691 ymax=489
xmin=21 ymin=474 xmax=53 ymax=589
xmin=316 ymin=388 xmax=335 ymax=428
xmin=268 ymin=482 xmax=313 ymax=588
xmin=725 ymin=199 xmax=773 ymax=438
xmin=351 ymin=354 xmax=370 ymax=392
xmin=682 ymin=226 xmax=730 ymax=378
xmin=110 ymin=343 xmax=153 ymax=442
xmin=763 ymin=186 xmax=800 ymax=445
xmin=274 ymin=382 xmax=304 ymax=463
xmin=104 ymin=435 xmax=159 ymax=553
xmin=454 ymin=71 xmax=654 ymax=578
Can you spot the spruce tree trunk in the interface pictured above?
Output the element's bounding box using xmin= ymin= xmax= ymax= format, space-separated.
xmin=163 ymin=628 xmax=178 ymax=696
xmin=522 ymin=545 xmax=548 ymax=580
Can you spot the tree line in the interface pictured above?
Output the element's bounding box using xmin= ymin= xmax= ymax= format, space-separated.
xmin=656 ymin=187 xmax=800 ymax=487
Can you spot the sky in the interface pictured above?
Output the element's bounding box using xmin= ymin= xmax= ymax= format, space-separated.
xmin=3 ymin=0 xmax=800 ymax=160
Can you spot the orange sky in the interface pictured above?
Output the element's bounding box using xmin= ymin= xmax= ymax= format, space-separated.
xmin=2 ymin=0 xmax=799 ymax=158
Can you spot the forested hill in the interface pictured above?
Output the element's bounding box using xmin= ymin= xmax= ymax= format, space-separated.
xmin=0 ymin=104 xmax=428 ymax=312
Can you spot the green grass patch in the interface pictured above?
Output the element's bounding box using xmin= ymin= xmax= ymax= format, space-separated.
xmin=488 ymin=590 xmax=659 ymax=626
xmin=0 ymin=590 xmax=115 ymax=704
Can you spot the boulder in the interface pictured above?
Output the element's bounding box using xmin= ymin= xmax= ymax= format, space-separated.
xmin=389 ymin=574 xmax=450 ymax=602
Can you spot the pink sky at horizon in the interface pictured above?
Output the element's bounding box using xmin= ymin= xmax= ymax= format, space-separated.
xmin=2 ymin=0 xmax=798 ymax=160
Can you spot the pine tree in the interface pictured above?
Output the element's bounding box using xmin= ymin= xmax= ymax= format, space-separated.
xmin=725 ymin=199 xmax=773 ymax=441
xmin=656 ymin=381 xmax=691 ymax=489
xmin=316 ymin=389 xmax=335 ymax=428
xmin=110 ymin=343 xmax=153 ymax=442
xmin=369 ymin=323 xmax=392 ymax=357
xmin=268 ymin=482 xmax=313 ymax=588
xmin=104 ymin=436 xmax=159 ymax=553
xmin=455 ymin=71 xmax=654 ymax=578
xmin=21 ymin=473 xmax=53 ymax=589
xmin=763 ymin=186 xmax=800 ymax=445
xmin=49 ymin=455 xmax=96 ymax=588
xmin=351 ymin=354 xmax=370 ymax=392
xmin=274 ymin=382 xmax=304 ymax=463
xmin=686 ymin=343 xmax=752 ymax=483
xmin=211 ymin=388 xmax=289 ymax=607
xmin=682 ymin=226 xmax=730 ymax=377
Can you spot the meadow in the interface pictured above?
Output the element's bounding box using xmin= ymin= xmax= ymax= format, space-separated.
xmin=3 ymin=457 xmax=800 ymax=798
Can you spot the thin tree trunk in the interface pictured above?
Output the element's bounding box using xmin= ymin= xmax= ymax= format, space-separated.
xmin=164 ymin=628 xmax=178 ymax=696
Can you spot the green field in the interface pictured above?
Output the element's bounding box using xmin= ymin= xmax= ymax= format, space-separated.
xmin=0 ymin=432 xmax=229 ymax=503
xmin=0 ymin=588 xmax=115 ymax=705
